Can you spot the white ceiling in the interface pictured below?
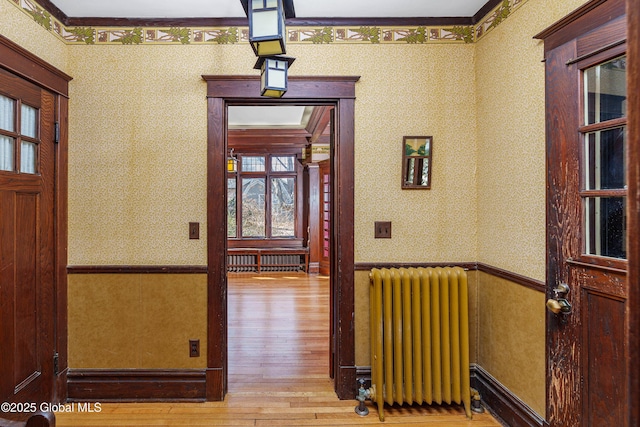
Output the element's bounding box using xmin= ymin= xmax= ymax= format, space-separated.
xmin=228 ymin=106 xmax=312 ymax=129
xmin=48 ymin=0 xmax=490 ymax=19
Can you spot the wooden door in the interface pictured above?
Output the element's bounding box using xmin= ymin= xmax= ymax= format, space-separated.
xmin=0 ymin=67 xmax=56 ymax=405
xmin=537 ymin=0 xmax=629 ymax=425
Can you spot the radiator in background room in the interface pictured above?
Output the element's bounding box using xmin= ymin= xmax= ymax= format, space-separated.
xmin=369 ymin=267 xmax=472 ymax=421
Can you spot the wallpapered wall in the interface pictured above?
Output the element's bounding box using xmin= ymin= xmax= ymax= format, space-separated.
xmin=65 ymin=41 xmax=478 ymax=266
xmin=475 ymin=0 xmax=591 ymax=281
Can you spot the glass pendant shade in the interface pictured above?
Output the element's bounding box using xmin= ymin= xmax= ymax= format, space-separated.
xmin=254 ymin=56 xmax=295 ymax=98
xmin=249 ymin=0 xmax=286 ymax=56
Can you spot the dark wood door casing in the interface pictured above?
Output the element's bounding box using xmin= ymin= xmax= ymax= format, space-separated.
xmin=627 ymin=1 xmax=640 ymax=425
xmin=203 ymin=75 xmax=359 ymax=400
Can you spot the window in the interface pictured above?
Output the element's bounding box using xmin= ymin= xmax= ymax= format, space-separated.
xmin=581 ymin=56 xmax=627 ymax=259
xmin=0 ymin=94 xmax=39 ymax=174
xmin=228 ymin=153 xmax=298 ymax=239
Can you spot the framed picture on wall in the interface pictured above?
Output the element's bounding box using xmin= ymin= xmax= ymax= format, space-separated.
xmin=402 ymin=136 xmax=432 ymax=189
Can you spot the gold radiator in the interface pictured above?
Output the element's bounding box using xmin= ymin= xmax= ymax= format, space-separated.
xmin=369 ymin=267 xmax=472 ymax=421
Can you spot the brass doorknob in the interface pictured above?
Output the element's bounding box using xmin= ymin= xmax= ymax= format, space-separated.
xmin=546 ymin=298 xmax=571 ymax=314
xmin=546 ymin=299 xmax=562 ymax=314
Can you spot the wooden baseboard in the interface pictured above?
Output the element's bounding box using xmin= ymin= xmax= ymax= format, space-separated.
xmin=356 ymin=365 xmax=544 ymax=427
xmin=471 ymin=364 xmax=545 ymax=427
xmin=67 ymin=369 xmax=206 ymax=401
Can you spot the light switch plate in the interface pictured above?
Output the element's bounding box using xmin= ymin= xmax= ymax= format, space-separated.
xmin=189 ymin=222 xmax=199 ymax=239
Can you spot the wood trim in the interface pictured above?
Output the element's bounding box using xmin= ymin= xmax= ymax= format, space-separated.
xmin=228 ymin=128 xmax=310 ymax=148
xmin=66 ymin=265 xmax=208 ymax=274
xmin=67 ymin=369 xmax=206 ymax=401
xmin=354 ymin=262 xmax=478 ymax=271
xmin=627 ymin=0 xmax=640 ymax=425
xmin=55 ymin=95 xmax=69 ymax=404
xmin=51 ymin=16 xmax=478 ymax=28
xmin=355 ymin=364 xmax=544 ymax=427
xmin=33 ymin=0 xmax=506 ymax=28
xmin=0 ymin=35 xmax=72 ymax=97
xmin=472 ymin=0 xmax=504 ymax=24
xmin=333 ymin=97 xmax=356 ymax=399
xmin=204 ymin=75 xmax=359 ymax=401
xmin=566 ymin=38 xmax=626 ymax=65
xmin=227 ymin=239 xmax=305 ymax=249
xmin=534 ymin=0 xmax=625 ymax=53
xmin=203 ymin=76 xmax=358 ymax=99
xmin=476 ymin=263 xmax=546 ymax=293
xmin=471 ymin=364 xmax=545 ymax=427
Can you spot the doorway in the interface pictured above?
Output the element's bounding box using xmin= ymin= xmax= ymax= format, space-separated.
xmin=203 ymin=75 xmax=359 ymax=400
xmin=225 ymin=103 xmax=332 ymax=392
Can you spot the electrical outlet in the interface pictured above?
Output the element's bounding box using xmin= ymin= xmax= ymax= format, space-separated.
xmin=189 ymin=222 xmax=199 ymax=240
xmin=374 ymin=221 xmax=392 ymax=239
xmin=189 ymin=339 xmax=200 ymax=357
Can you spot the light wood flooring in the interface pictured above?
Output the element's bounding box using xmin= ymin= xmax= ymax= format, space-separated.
xmin=56 ymin=272 xmax=502 ymax=426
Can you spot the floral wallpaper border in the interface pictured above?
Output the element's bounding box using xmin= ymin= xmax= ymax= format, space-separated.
xmin=8 ymin=0 xmax=528 ymax=45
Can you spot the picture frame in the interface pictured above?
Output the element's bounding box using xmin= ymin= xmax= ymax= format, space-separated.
xmin=401 ymin=136 xmax=432 ymax=189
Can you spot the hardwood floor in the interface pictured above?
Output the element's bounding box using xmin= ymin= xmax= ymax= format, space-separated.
xmin=55 ymin=273 xmax=502 ymax=426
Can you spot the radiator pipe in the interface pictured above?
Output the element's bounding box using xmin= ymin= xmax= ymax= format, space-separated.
xmin=355 ymin=378 xmax=372 ymax=416
xmin=470 ymin=387 xmax=484 ymax=413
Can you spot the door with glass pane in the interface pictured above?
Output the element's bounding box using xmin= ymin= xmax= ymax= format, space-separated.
xmin=0 ymin=67 xmax=56 ymax=405
xmin=540 ymin=2 xmax=628 ymax=425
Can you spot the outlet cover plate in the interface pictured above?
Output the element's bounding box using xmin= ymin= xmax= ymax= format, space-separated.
xmin=374 ymin=221 xmax=392 ymax=238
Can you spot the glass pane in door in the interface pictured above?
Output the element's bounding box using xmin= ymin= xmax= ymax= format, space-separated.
xmin=0 ymin=135 xmax=14 ymax=171
xmin=584 ymin=127 xmax=625 ymax=190
xmin=584 ymin=56 xmax=626 ymax=125
xmin=0 ymin=94 xmax=15 ymax=132
xmin=20 ymin=104 xmax=38 ymax=138
xmin=20 ymin=141 xmax=37 ymax=174
xmin=584 ymin=197 xmax=626 ymax=259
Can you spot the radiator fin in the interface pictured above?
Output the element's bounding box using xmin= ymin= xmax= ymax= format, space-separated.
xmin=369 ymin=267 xmax=472 ymax=421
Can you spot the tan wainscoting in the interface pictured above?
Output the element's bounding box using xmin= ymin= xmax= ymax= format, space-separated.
xmin=67 ymin=272 xmax=207 ymax=369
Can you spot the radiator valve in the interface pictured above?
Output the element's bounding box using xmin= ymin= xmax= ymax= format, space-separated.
xmin=471 ymin=388 xmax=484 ymax=413
xmin=355 ymin=378 xmax=372 ymax=416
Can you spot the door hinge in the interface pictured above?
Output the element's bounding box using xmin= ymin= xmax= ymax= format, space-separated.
xmin=53 ymin=352 xmax=59 ymax=375
xmin=54 ymin=122 xmax=60 ymax=144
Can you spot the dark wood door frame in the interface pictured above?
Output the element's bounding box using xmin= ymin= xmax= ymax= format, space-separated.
xmin=627 ymin=0 xmax=640 ymax=425
xmin=202 ymin=75 xmax=360 ymax=400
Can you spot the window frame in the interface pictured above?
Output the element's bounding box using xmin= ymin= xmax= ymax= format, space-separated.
xmin=0 ymin=91 xmax=41 ymax=175
xmin=227 ymin=150 xmax=302 ymax=244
